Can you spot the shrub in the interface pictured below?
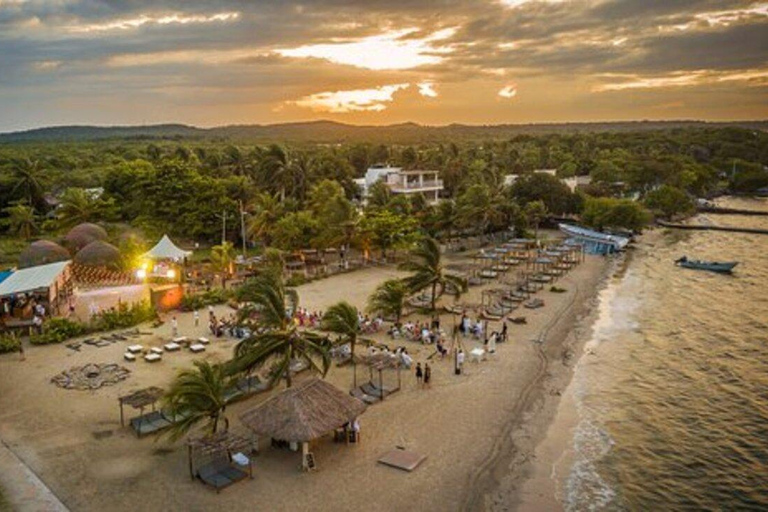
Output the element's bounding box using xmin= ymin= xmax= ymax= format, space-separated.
xmin=180 ymin=288 xmax=232 ymax=311
xmin=0 ymin=333 xmax=21 ymax=353
xmin=90 ymin=300 xmax=157 ymax=331
xmin=30 ymin=318 xmax=88 ymax=345
xmin=286 ymin=274 xmax=308 ymax=287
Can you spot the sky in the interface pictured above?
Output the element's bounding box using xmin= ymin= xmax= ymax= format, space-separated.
xmin=0 ymin=0 xmax=766 ymax=131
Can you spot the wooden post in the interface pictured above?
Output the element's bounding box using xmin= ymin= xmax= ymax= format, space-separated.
xmin=119 ymin=400 xmax=124 ymax=427
xmin=378 ymin=369 xmax=384 ymax=401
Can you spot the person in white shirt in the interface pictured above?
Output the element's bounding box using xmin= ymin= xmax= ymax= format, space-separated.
xmin=194 ymin=310 xmax=200 ymax=327
xmin=457 ymin=349 xmax=465 ymax=371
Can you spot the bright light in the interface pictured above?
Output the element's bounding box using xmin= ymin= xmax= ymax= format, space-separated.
xmin=275 ymin=27 xmax=456 ymax=70
xmin=166 ymin=269 xmax=177 ymax=279
xmin=136 ymin=269 xmax=147 ymax=279
xmin=291 ymin=84 xmax=410 ymax=113
xmin=498 ymin=85 xmax=518 ymax=98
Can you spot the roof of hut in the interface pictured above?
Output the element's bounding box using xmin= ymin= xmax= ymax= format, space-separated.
xmin=18 ymin=240 xmax=71 ymax=269
xmin=74 ymin=240 xmax=121 ymax=267
xmin=63 ymin=223 xmax=108 ymax=252
xmin=239 ymin=378 xmax=366 ymax=443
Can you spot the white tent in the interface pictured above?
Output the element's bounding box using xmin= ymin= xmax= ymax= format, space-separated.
xmin=0 ymin=260 xmax=71 ymax=299
xmin=143 ymin=235 xmax=192 ymax=260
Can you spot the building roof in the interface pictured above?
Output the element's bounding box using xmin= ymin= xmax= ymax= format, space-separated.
xmin=74 ymin=240 xmax=121 ymax=267
xmin=239 ymin=378 xmax=366 ymax=443
xmin=18 ymin=240 xmax=71 ymax=269
xmin=0 ymin=271 xmax=12 ymax=286
xmin=143 ymin=235 xmax=192 ymax=260
xmin=397 ymin=169 xmax=439 ymax=175
xmin=0 ymin=260 xmax=71 ymax=298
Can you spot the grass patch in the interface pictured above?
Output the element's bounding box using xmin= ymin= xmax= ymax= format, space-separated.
xmin=0 ymin=237 xmax=27 ymax=269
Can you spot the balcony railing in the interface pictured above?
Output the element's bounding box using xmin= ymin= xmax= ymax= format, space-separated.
xmin=388 ymin=179 xmax=444 ymax=191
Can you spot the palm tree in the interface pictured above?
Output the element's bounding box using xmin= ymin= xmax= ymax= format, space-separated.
xmin=524 ymin=200 xmax=548 ymax=241
xmin=163 ymin=361 xmax=235 ymax=442
xmin=231 ymin=272 xmax=330 ymax=388
xmin=57 ymin=188 xmax=106 ymax=227
xmin=399 ymin=237 xmax=467 ymax=312
xmin=247 ymin=192 xmax=283 ymax=247
xmin=367 ymin=279 xmax=408 ymax=323
xmin=210 ymin=241 xmax=235 ymax=276
xmin=322 ymin=301 xmax=368 ymax=387
xmin=3 ymin=203 xmax=38 ymax=240
xmin=10 ymin=158 xmax=47 ymax=209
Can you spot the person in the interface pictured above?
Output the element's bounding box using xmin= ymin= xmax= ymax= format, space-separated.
xmin=18 ymin=340 xmax=25 ymax=361
xmin=415 ymin=362 xmax=423 ymax=387
xmin=194 ymin=310 xmax=200 ymax=327
xmin=488 ymin=332 xmax=498 ymax=355
xmin=436 ymin=340 xmax=447 ymax=359
xmin=68 ymin=299 xmax=76 ymax=318
xmin=32 ymin=314 xmax=43 ymax=334
xmin=171 ymin=316 xmax=178 ymax=337
xmin=457 ymin=349 xmax=465 ymax=374
xmin=460 ymin=314 xmax=469 ymax=336
xmin=501 ymin=321 xmax=508 ymax=343
xmin=424 ymin=364 xmax=432 ymax=389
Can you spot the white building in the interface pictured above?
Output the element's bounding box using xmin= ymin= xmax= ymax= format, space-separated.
xmin=357 ymin=165 xmax=443 ymax=204
xmin=504 ymin=169 xmax=591 ymax=192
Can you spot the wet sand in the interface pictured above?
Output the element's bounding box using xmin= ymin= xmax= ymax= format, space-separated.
xmin=0 ymin=254 xmax=609 ymax=512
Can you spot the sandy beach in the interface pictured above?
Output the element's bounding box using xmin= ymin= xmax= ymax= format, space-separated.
xmin=0 ymin=252 xmax=610 ymax=512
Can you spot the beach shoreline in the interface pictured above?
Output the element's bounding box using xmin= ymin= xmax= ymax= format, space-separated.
xmin=467 ymin=251 xmax=626 ymax=511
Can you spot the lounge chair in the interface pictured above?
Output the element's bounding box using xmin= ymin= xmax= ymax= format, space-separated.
xmin=197 ymin=459 xmax=248 ymax=493
xmin=124 ymin=353 xmax=136 ymax=362
xmin=350 ymin=388 xmax=379 ymax=405
xmin=130 ymin=410 xmax=173 ymax=437
xmin=144 ymin=353 xmax=162 ymax=362
xmin=127 ymin=344 xmax=143 ymax=354
xmin=190 ymin=344 xmax=206 ymax=353
xmin=163 ymin=342 xmax=181 ymax=352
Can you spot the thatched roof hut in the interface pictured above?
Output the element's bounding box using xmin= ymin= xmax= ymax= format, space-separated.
xmin=18 ymin=240 xmax=71 ymax=269
xmin=63 ymin=223 xmax=108 ymax=253
xmin=239 ymin=378 xmax=366 ymax=443
xmin=74 ymin=240 xmax=121 ymax=268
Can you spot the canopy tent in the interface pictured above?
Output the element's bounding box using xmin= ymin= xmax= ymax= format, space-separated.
xmin=143 ymin=235 xmax=192 ymax=260
xmin=0 ymin=261 xmax=71 ymax=299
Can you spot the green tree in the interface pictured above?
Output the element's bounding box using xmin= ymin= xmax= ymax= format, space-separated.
xmin=247 ymin=192 xmax=283 ymax=247
xmin=10 ymin=158 xmax=47 ymax=210
xmin=272 ymin=211 xmax=318 ymax=251
xmin=57 ymin=188 xmax=115 ymax=227
xmin=399 ymin=237 xmax=467 ymax=311
xmin=509 ymin=173 xmax=576 ymax=215
xmin=163 ymin=361 xmax=235 ymax=441
xmin=524 ymin=200 xmax=548 ymax=240
xmin=367 ymin=279 xmax=408 ymax=323
xmin=644 ymin=185 xmax=694 ymax=219
xmin=231 ymin=273 xmax=330 ymax=388
xmin=211 ymin=241 xmax=236 ymax=276
xmin=3 ymin=203 xmax=38 ymax=240
xmin=581 ymin=197 xmax=650 ymax=231
xmin=359 ymin=209 xmax=418 ymax=259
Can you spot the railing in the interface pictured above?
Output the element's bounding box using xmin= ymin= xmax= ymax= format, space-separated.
xmin=388 ymin=180 xmax=444 ymax=191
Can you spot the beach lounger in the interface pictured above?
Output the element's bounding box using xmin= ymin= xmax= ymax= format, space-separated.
xmin=524 ymin=299 xmax=544 ymax=309
xmin=197 ymin=337 xmax=210 ymax=345
xmin=150 ymin=347 xmax=163 ymax=355
xmin=124 ymin=353 xmax=136 ymax=362
xmin=127 ymin=344 xmax=143 ymax=354
xmin=144 ymin=353 xmax=162 ymax=362
xmin=173 ymin=336 xmax=188 ymax=344
xmin=197 ymin=460 xmax=248 ymax=493
xmin=350 ymin=388 xmax=380 ymax=405
xmin=163 ymin=342 xmax=181 ymax=352
xmin=130 ymin=410 xmax=172 ymax=437
xmin=190 ymin=344 xmax=206 ymax=353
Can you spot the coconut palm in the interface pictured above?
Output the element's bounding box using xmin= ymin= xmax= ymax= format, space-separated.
xmin=247 ymin=192 xmax=283 ymax=247
xmin=210 ymin=241 xmax=235 ymax=275
xmin=163 ymin=361 xmax=235 ymax=442
xmin=10 ymin=158 xmax=47 ymax=209
xmin=399 ymin=236 xmax=467 ymax=312
xmin=367 ymin=279 xmax=408 ymax=323
xmin=3 ymin=203 xmax=38 ymax=240
xmin=231 ymin=272 xmax=330 ymax=388
xmin=57 ymin=188 xmax=114 ymax=227
xmin=322 ymin=301 xmax=369 ymax=387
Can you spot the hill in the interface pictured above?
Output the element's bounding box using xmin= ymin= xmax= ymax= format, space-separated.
xmin=1 ymin=119 xmax=766 ymax=144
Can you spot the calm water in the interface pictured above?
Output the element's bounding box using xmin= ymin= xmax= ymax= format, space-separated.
xmin=565 ymin=198 xmax=768 ymax=511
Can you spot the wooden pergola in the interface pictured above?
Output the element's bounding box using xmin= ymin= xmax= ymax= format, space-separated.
xmin=186 ymin=430 xmax=256 ymax=481
xmin=118 ymin=386 xmax=164 ymax=427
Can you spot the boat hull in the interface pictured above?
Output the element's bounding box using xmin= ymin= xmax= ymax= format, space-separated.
xmin=678 ymin=261 xmax=738 ymax=273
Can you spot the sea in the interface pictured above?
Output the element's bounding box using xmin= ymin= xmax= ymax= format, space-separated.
xmin=558 ymin=197 xmax=768 ymax=511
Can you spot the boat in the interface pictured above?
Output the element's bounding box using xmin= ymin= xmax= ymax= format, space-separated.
xmin=558 ymin=224 xmax=630 ymax=255
xmin=675 ymin=256 xmax=738 ymax=273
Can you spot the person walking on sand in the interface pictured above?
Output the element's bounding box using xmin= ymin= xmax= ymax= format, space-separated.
xmin=415 ymin=362 xmax=423 ymax=387
xmin=194 ymin=310 xmax=200 ymax=327
xmin=501 ymin=321 xmax=508 ymax=343
xmin=424 ymin=364 xmax=432 ymax=389
xmin=171 ymin=316 xmax=178 ymax=337
xmin=457 ymin=349 xmax=465 ymax=374
xmin=18 ymin=340 xmax=25 ymax=362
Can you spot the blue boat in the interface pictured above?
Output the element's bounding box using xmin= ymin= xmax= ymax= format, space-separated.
xmin=675 ymin=256 xmax=738 ymax=273
xmin=558 ymin=224 xmax=630 ymax=255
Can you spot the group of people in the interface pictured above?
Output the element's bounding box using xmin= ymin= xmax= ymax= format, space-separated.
xmin=414 ymin=362 xmax=432 ymax=388
xmin=389 ymin=318 xmax=445 ymax=345
xmin=459 ymin=314 xmax=508 ymax=344
xmin=366 ymin=344 xmax=414 ymax=368
xmin=294 ymin=308 xmax=323 ymax=328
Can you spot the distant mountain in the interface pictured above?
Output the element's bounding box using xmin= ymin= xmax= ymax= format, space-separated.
xmin=2 ymin=119 xmax=766 ymax=144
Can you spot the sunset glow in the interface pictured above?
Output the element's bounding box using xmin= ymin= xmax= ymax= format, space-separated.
xmin=290 ymin=84 xmax=411 ymax=113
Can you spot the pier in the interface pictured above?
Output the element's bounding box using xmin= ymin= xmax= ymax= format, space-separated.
xmin=697 ymin=206 xmax=768 ymax=217
xmin=658 ymin=220 xmax=768 ymax=235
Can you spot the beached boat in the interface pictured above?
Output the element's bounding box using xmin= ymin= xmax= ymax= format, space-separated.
xmin=558 ymin=224 xmax=630 ymax=255
xmin=675 ymin=257 xmax=738 ymax=273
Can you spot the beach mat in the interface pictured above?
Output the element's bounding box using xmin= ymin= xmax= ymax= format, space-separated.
xmin=377 ymin=449 xmax=426 ymax=472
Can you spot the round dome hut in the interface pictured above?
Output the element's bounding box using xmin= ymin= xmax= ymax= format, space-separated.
xmin=74 ymin=240 xmax=121 ymax=269
xmin=63 ymin=223 xmax=108 ymax=253
xmin=18 ymin=240 xmax=71 ymax=269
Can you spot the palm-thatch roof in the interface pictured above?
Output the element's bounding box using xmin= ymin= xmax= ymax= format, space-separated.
xmin=74 ymin=240 xmax=121 ymax=268
xmin=63 ymin=223 xmax=108 ymax=253
xmin=239 ymin=378 xmax=366 ymax=443
xmin=18 ymin=240 xmax=71 ymax=269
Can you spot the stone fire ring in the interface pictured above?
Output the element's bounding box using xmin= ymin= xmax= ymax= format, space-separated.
xmin=51 ymin=363 xmax=131 ymax=390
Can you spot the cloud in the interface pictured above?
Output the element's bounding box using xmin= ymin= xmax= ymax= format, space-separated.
xmin=288 ymin=83 xmax=411 ymax=113
xmin=275 ymin=27 xmax=456 ymax=70
xmin=593 ymin=69 xmax=768 ymax=91
xmin=498 ymin=84 xmax=517 ymax=98
xmin=417 ymin=81 xmax=438 ymax=97
xmin=67 ymin=11 xmax=240 ymax=33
